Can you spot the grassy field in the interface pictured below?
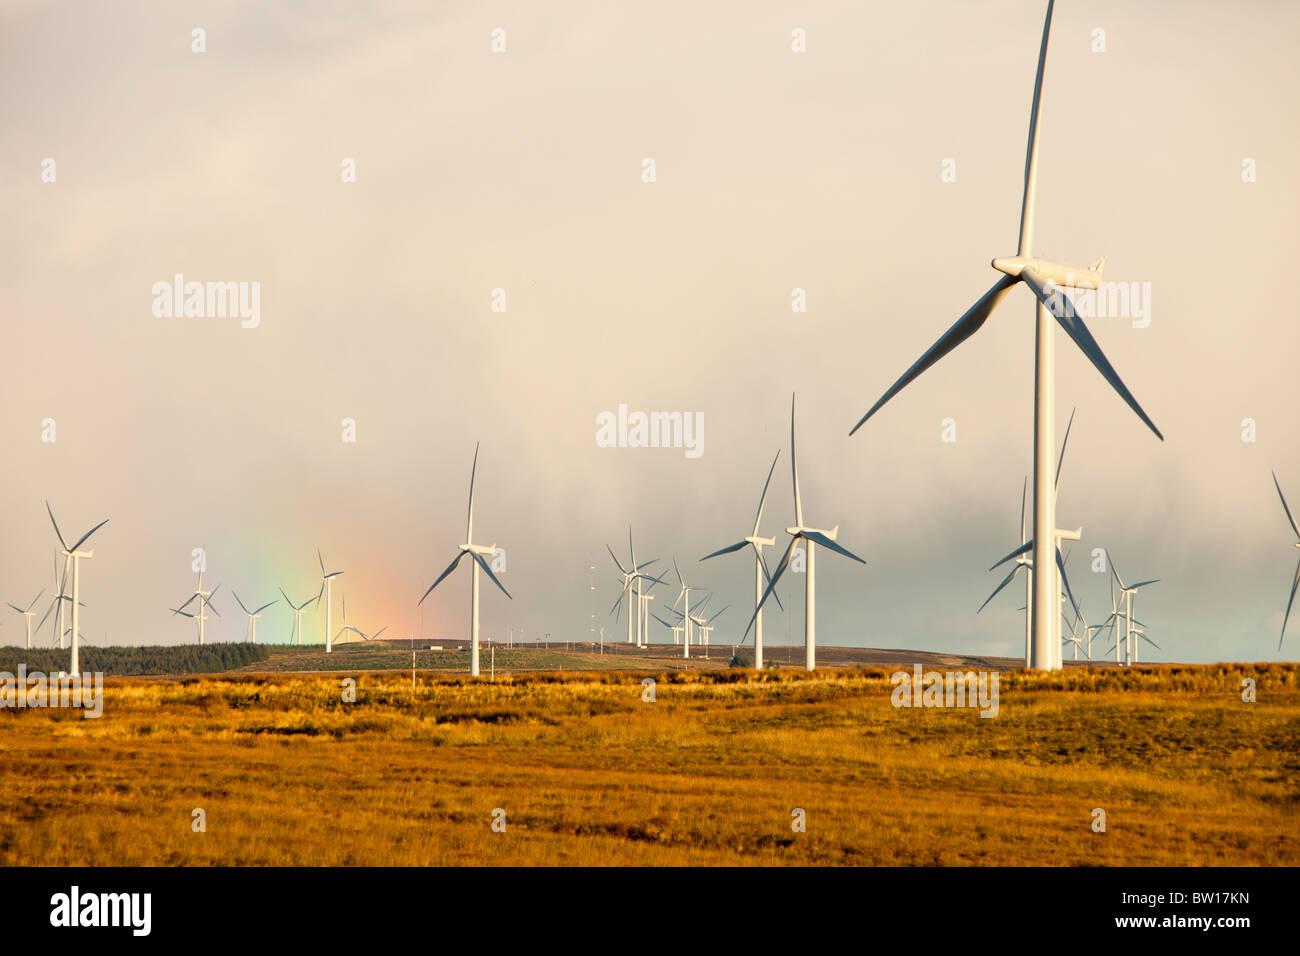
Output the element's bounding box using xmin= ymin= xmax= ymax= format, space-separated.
xmin=1 ymin=663 xmax=1296 ymax=865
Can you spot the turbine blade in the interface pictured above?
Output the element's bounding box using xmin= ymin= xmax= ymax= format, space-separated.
xmin=754 ymin=449 xmax=781 ymax=537
xmin=1016 ymin=0 xmax=1056 ymax=255
xmin=68 ymin=518 xmax=110 ymax=555
xmin=1273 ymin=471 xmax=1300 ymax=541
xmin=466 ymin=442 xmax=479 ymax=543
xmin=609 ymin=591 xmax=624 ymax=620
xmin=1139 ymin=633 xmax=1161 ymax=650
xmin=5 ymin=603 xmax=23 ymax=614
xmin=760 ymin=550 xmax=785 ymax=613
xmin=1056 ymin=548 xmax=1081 ymax=623
xmin=1054 ymin=406 xmax=1076 ymax=503
xmin=802 ymin=530 xmax=866 ymax=564
xmin=741 ymin=537 xmax=797 ymax=642
xmin=791 ymin=394 xmax=802 ymax=528
xmin=254 ymin=601 xmax=277 ymax=615
xmin=650 ymin=611 xmax=674 ymax=629
xmin=1280 ymin=555 xmax=1300 ymax=650
xmin=1019 ymin=477 xmax=1028 ymax=545
xmin=1130 ymin=579 xmax=1160 ymax=590
xmin=371 ymin=626 xmax=388 ymax=640
xmin=977 ymin=565 xmax=1022 ymax=614
xmin=701 ymin=541 xmax=748 ymax=561
xmin=418 ymin=552 xmax=466 ymax=606
xmin=318 ymin=548 xmax=326 ymax=574
xmin=1020 ymin=266 xmax=1163 ymax=441
xmin=470 ymin=551 xmax=512 ymax=599
xmin=850 ymin=276 xmax=1018 ymax=435
xmin=990 ymin=540 xmax=1034 ymax=571
xmin=232 ymin=591 xmax=251 ymax=615
xmin=45 ymin=501 xmax=68 ymax=551
xmin=607 ymin=544 xmax=629 ymax=576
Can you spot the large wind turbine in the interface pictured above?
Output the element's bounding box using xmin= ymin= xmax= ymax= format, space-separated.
xmin=1273 ymin=471 xmax=1300 ymax=650
xmin=317 ymin=550 xmax=344 ymax=653
xmin=848 ymin=0 xmax=1163 ymax=671
xmin=608 ymin=529 xmax=659 ymax=648
xmin=417 ymin=443 xmax=511 ymax=677
xmin=745 ymin=394 xmax=866 ymax=671
xmin=6 ymin=590 xmax=44 ymax=650
xmin=233 ymin=591 xmax=276 ymax=644
xmin=701 ymin=450 xmax=785 ymax=669
xmin=45 ymin=502 xmax=108 ymax=675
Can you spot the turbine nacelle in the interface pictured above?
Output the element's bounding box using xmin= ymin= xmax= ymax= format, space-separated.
xmin=991 ymin=255 xmax=1105 ymax=289
xmin=460 ymin=542 xmax=496 ymax=557
xmin=745 ymin=534 xmax=777 ymax=548
xmin=786 ymin=524 xmax=838 ymax=541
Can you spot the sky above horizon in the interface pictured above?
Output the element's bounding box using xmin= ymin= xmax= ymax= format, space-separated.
xmin=2 ymin=0 xmax=1298 ymax=663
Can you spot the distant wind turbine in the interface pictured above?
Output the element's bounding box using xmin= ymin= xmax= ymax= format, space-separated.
xmin=233 ymin=591 xmax=276 ymax=644
xmin=1109 ymin=554 xmax=1158 ymax=666
xmin=175 ymin=571 xmax=220 ymax=645
xmin=701 ymin=449 xmax=784 ymax=669
xmin=417 ymin=443 xmax=511 ymax=677
xmin=671 ymin=558 xmax=705 ymax=659
xmin=279 ymin=587 xmax=319 ymax=645
xmin=745 ymin=394 xmax=866 ymax=671
xmin=45 ymin=502 xmax=108 ymax=675
xmin=317 ymin=549 xmax=344 ymax=653
xmin=6 ymin=590 xmax=44 ymax=650
xmin=847 ymin=0 xmax=1163 ymax=671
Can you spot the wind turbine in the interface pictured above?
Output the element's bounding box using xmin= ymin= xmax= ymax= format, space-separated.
xmin=651 ymin=610 xmax=686 ymax=646
xmin=671 ymin=558 xmax=705 ymax=659
xmin=45 ymin=502 xmax=108 ymax=675
xmin=1109 ymin=554 xmax=1157 ymax=666
xmin=847 ymin=0 xmax=1163 ymax=671
xmin=608 ymin=529 xmax=658 ymax=647
xmin=701 ymin=450 xmax=785 ymax=669
xmin=744 ymin=394 xmax=866 ymax=671
xmin=233 ymin=591 xmax=276 ymax=644
xmin=317 ymin=550 xmax=344 ymax=653
xmin=696 ymin=604 xmax=728 ymax=652
xmin=6 ymin=590 xmax=44 ymax=649
xmin=279 ymin=587 xmax=319 ymax=645
xmin=1273 ymin=471 xmax=1300 ymax=649
xmin=175 ymin=572 xmax=220 ymax=645
xmin=417 ymin=443 xmax=511 ymax=677
xmin=634 ymin=570 xmax=669 ymax=648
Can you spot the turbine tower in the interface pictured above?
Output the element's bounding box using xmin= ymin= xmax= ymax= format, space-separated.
xmin=671 ymin=558 xmax=704 ymax=659
xmin=45 ymin=502 xmax=108 ymax=675
xmin=744 ymin=394 xmax=866 ymax=671
xmin=848 ymin=0 xmax=1163 ymax=671
xmin=417 ymin=443 xmax=511 ymax=677
xmin=317 ymin=550 xmax=344 ymax=653
xmin=1109 ymin=554 xmax=1158 ymax=666
xmin=1273 ymin=471 xmax=1300 ymax=649
xmin=701 ymin=450 xmax=785 ymax=669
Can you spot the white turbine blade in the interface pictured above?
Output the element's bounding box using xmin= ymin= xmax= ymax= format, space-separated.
xmin=1279 ymin=554 xmax=1300 ymax=649
xmin=741 ymin=536 xmax=798 ymax=641
xmin=650 ymin=611 xmax=675 ymax=629
xmin=1109 ymin=553 xmax=1126 ymax=592
xmin=607 ymin=543 xmax=630 ymax=576
xmin=1130 ymin=579 xmax=1159 ymax=591
xmin=706 ymin=605 xmax=730 ymax=625
xmin=1020 ymin=266 xmax=1163 ymax=441
xmin=753 ymin=449 xmax=781 ymax=537
xmin=68 ymin=518 xmax=110 ymax=555
xmin=673 ymin=556 xmax=685 ymax=589
xmin=850 ymin=276 xmax=1018 ymax=435
xmin=609 ymin=591 xmax=625 ymax=620
xmin=701 ymin=540 xmax=748 ymax=561
xmin=318 ymin=548 xmax=326 ymax=575
xmin=469 ymin=550 xmax=512 ymax=599
xmin=1273 ymin=471 xmax=1300 ymax=541
xmin=5 ymin=603 xmax=24 ymax=614
xmin=178 ymin=593 xmax=199 ymax=612
xmin=990 ymin=539 xmax=1034 ymax=571
xmin=419 ymin=551 xmax=466 ymax=606
xmin=26 ymin=589 xmax=45 ymax=613
xmin=371 ymin=626 xmax=388 ymax=641
xmin=254 ymin=601 xmax=276 ymax=615
xmin=802 ymin=529 xmax=865 ymax=564
xmin=1019 ymin=477 xmax=1028 ymax=545
xmin=232 ymin=591 xmax=251 ymax=615
xmin=977 ymin=564 xmax=1023 ymax=614
xmin=790 ymin=393 xmax=803 ymax=527
xmin=628 ymin=526 xmax=637 ymax=577
xmin=1056 ymin=548 xmax=1081 ymax=623
xmin=759 ymin=550 xmax=785 ymax=613
xmin=45 ymin=501 xmax=69 ymax=552
xmin=466 ymin=442 xmax=480 ymax=543
xmin=1054 ymin=406 xmax=1076 ymax=505
xmin=1139 ymin=633 xmax=1161 ymax=651
xmin=1016 ymin=0 xmax=1056 ymax=256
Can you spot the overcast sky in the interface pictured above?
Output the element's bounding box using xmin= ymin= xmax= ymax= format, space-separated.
xmin=2 ymin=0 xmax=1297 ymax=663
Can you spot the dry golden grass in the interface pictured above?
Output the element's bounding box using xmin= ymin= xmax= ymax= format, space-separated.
xmin=1 ymin=664 xmax=1296 ymax=865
